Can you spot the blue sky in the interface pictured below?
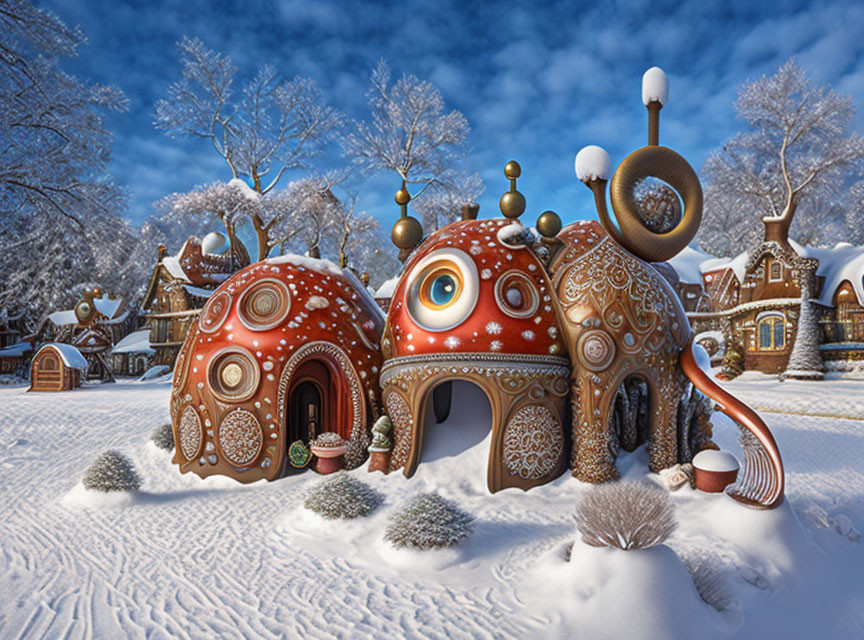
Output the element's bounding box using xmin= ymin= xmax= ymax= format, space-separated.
xmin=45 ymin=0 xmax=864 ymax=231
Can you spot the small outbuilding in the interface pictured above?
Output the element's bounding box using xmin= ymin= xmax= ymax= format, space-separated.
xmin=29 ymin=343 xmax=89 ymax=392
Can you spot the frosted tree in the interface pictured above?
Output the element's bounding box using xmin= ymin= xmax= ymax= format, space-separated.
xmin=155 ymin=37 xmax=342 ymax=260
xmin=343 ymin=59 xmax=481 ymax=231
xmin=783 ymin=269 xmax=825 ymax=380
xmin=0 ymin=0 xmax=133 ymax=317
xmin=412 ymin=171 xmax=485 ymax=230
xmin=698 ymin=60 xmax=864 ymax=256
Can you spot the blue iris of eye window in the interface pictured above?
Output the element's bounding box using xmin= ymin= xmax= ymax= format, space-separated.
xmin=430 ymin=274 xmax=457 ymax=305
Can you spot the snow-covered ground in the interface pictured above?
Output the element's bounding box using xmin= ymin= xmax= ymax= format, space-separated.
xmin=1 ymin=379 xmax=863 ymax=639
xmin=719 ymin=371 xmax=864 ymax=419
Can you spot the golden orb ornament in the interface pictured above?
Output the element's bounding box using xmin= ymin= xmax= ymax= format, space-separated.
xmin=504 ymin=161 xmax=521 ymax=179
xmin=394 ymin=188 xmax=411 ymax=206
xmin=221 ymin=362 xmax=244 ymax=388
xmin=536 ymin=210 xmax=562 ymax=238
xmin=391 ymin=216 xmax=423 ymax=250
xmin=499 ymin=191 xmax=526 ymax=219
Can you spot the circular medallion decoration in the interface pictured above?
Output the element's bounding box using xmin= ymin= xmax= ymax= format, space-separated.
xmin=503 ymin=404 xmax=563 ymax=480
xmin=178 ymin=405 xmax=203 ymax=461
xmin=75 ymin=300 xmax=93 ymax=323
xmin=207 ymin=347 xmax=260 ymax=402
xmin=288 ymin=440 xmax=312 ymax=468
xmin=237 ymin=278 xmax=291 ymax=331
xmin=200 ymin=290 xmax=232 ymax=334
xmin=494 ymin=270 xmax=540 ymax=319
xmin=577 ymin=329 xmax=616 ymax=372
xmin=218 ymin=408 xmax=263 ymax=466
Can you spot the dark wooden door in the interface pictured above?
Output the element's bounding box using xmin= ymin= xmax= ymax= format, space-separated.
xmin=291 ymin=381 xmax=322 ymax=443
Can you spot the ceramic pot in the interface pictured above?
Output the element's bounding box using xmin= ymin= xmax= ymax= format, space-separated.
xmin=692 ymin=450 xmax=739 ymax=493
xmin=311 ymin=444 xmax=348 ymax=475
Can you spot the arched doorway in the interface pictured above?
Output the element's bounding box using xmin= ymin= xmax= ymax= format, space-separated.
xmin=607 ymin=375 xmax=652 ymax=461
xmin=419 ymin=380 xmax=492 ymax=471
xmin=287 ymin=359 xmax=331 ymax=443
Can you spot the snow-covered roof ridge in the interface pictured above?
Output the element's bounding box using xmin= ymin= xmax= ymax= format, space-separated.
xmin=666 ymin=245 xmax=715 ymax=284
xmin=112 ymin=329 xmax=155 ymax=355
xmin=93 ymin=295 xmax=122 ymax=318
xmin=266 ymin=252 xmax=343 ymax=276
xmin=375 ymin=276 xmax=400 ymax=299
xmin=40 ymin=343 xmax=89 ymax=370
xmin=790 ymin=238 xmax=864 ymax=307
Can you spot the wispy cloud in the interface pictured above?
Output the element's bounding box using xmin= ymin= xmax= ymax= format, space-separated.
xmin=45 ymin=0 xmax=864 ymax=228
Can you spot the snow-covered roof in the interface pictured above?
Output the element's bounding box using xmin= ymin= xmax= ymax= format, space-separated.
xmin=93 ymin=295 xmax=122 ymax=318
xmin=112 ymin=329 xmax=155 ymax=355
xmin=0 ymin=342 xmax=32 ymax=357
xmin=790 ymin=239 xmax=864 ymax=307
xmin=183 ymin=284 xmax=214 ymax=299
xmin=161 ymin=255 xmax=191 ymax=283
xmin=39 ymin=343 xmax=89 ymax=370
xmin=699 ymin=251 xmax=749 ymax=283
xmin=48 ymin=309 xmax=78 ymax=327
xmin=666 ymin=245 xmax=715 ymax=285
xmin=375 ymin=276 xmax=400 ymax=299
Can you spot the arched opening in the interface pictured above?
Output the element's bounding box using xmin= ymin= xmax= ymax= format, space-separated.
xmin=420 ymin=380 xmax=492 ymax=465
xmin=607 ymin=375 xmax=652 ymax=463
xmin=287 ymin=359 xmax=331 ymax=443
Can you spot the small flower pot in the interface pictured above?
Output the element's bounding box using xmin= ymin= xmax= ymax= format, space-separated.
xmin=692 ymin=450 xmax=739 ymax=493
xmin=310 ymin=444 xmax=348 ymax=475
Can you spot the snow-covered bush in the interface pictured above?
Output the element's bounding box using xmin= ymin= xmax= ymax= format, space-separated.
xmin=384 ymin=492 xmax=474 ymax=550
xmin=574 ymin=482 xmax=676 ymax=551
xmin=303 ymin=472 xmax=382 ymax=520
xmin=82 ymin=450 xmax=141 ymax=492
xmin=151 ymin=423 xmax=174 ymax=451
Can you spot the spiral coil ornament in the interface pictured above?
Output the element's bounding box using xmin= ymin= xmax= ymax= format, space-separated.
xmin=576 ymin=67 xmax=703 ymax=263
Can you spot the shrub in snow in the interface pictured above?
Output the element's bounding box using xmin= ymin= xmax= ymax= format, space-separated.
xmin=343 ymin=432 xmax=370 ymax=471
xmin=574 ymin=482 xmax=676 ymax=551
xmin=384 ymin=492 xmax=474 ymax=550
xmin=151 ymin=423 xmax=174 ymax=451
xmin=82 ymin=450 xmax=141 ymax=492
xmin=303 ymin=472 xmax=382 ymax=520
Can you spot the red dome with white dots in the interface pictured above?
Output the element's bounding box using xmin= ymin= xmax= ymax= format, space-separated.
xmin=382 ymin=218 xmax=565 ymax=359
xmin=171 ymin=254 xmax=384 ymax=482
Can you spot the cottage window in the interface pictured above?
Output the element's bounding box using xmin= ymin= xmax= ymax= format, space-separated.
xmin=758 ymin=316 xmax=785 ymax=350
xmin=769 ymin=261 xmax=783 ymax=282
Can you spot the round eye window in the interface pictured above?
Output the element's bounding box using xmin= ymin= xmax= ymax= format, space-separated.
xmin=76 ymin=301 xmax=92 ymax=321
xmin=406 ymin=249 xmax=478 ymax=331
xmin=494 ymin=271 xmax=539 ymax=319
xmin=207 ymin=348 xmax=260 ymax=403
xmin=237 ymin=278 xmax=291 ymax=331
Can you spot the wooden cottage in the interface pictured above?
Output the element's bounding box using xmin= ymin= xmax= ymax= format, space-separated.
xmin=669 ymin=218 xmax=864 ymax=376
xmin=142 ymin=237 xmax=238 ymax=368
xmin=29 ymin=343 xmax=89 ymax=392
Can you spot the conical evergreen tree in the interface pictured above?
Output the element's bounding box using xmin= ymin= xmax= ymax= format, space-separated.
xmin=784 ymin=269 xmax=825 ymax=380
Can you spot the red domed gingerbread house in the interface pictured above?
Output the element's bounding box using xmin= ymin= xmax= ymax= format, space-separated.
xmin=170 ymin=255 xmax=384 ymax=481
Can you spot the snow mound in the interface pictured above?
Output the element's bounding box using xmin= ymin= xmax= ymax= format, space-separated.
xmin=62 ymin=482 xmax=138 ymax=509
xmin=642 ymin=66 xmax=669 ymax=106
xmin=575 ymin=145 xmax=611 ymax=182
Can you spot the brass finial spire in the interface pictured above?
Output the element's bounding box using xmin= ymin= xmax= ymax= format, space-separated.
xmin=391 ymin=180 xmax=423 ymax=263
xmin=642 ymin=67 xmax=668 ymax=146
xmin=499 ymin=160 xmax=525 ymax=219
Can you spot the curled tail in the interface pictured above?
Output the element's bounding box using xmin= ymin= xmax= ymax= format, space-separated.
xmin=680 ymin=337 xmax=785 ymax=509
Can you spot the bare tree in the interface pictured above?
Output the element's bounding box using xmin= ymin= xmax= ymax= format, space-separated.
xmin=0 ymin=0 xmax=135 ymax=318
xmin=698 ymin=60 xmax=864 ymax=255
xmin=332 ymin=195 xmax=377 ymax=268
xmin=412 ymin=171 xmax=484 ymax=231
xmin=155 ymin=37 xmax=342 ymax=260
xmin=343 ymin=59 xmax=480 ymax=231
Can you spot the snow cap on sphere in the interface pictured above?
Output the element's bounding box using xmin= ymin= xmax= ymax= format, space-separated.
xmin=642 ymin=67 xmax=669 ymax=106
xmin=575 ymin=145 xmax=611 ymax=182
xmin=202 ymin=231 xmax=228 ymax=255
xmin=693 ymin=449 xmax=739 ymax=472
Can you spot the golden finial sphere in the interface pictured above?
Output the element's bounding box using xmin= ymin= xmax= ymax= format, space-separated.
xmin=536 ymin=210 xmax=562 ymax=238
xmin=394 ymin=188 xmax=411 ymax=206
xmin=391 ymin=216 xmax=423 ymax=250
xmin=504 ymin=160 xmax=521 ymax=180
xmin=499 ymin=191 xmax=526 ymax=219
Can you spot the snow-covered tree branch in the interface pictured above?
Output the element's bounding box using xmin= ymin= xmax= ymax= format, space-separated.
xmin=698 ymin=60 xmax=864 ymax=255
